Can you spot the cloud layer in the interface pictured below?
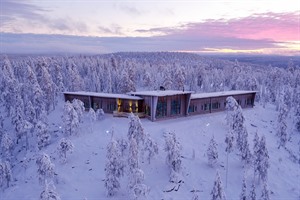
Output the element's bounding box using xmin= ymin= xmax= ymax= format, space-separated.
xmin=1 ymin=0 xmax=299 ymax=55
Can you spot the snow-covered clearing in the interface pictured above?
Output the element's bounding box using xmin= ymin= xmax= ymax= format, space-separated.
xmin=2 ymin=101 xmax=299 ymax=200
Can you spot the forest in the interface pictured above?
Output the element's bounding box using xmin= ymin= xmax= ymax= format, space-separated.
xmin=0 ymin=52 xmax=299 ymax=199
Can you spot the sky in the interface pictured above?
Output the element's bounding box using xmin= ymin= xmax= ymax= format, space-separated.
xmin=0 ymin=0 xmax=299 ymax=55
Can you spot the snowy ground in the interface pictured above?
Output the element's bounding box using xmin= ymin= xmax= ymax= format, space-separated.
xmin=2 ymin=101 xmax=300 ymax=200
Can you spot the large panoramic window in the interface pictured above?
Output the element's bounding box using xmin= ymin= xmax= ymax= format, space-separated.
xmin=188 ymin=104 xmax=197 ymax=113
xmin=171 ymin=96 xmax=181 ymax=115
xmin=212 ymin=102 xmax=220 ymax=109
xmin=156 ymin=97 xmax=167 ymax=118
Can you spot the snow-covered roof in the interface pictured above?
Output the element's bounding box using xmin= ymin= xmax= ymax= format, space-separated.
xmin=191 ymin=90 xmax=256 ymax=99
xmin=63 ymin=91 xmax=143 ymax=100
xmin=130 ymin=90 xmax=193 ymax=97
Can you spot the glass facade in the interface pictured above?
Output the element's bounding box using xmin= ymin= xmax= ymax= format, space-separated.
xmin=156 ymin=97 xmax=167 ymax=118
xmin=171 ymin=96 xmax=181 ymax=115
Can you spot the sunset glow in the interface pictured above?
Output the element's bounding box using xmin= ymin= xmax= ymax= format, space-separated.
xmin=1 ymin=0 xmax=299 ymax=55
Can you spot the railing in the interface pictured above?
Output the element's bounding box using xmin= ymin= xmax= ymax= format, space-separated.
xmin=113 ymin=111 xmax=145 ymax=118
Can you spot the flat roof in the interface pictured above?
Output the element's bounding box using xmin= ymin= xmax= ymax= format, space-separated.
xmin=63 ymin=91 xmax=143 ymax=100
xmin=191 ymin=90 xmax=256 ymax=99
xmin=130 ymin=90 xmax=193 ymax=97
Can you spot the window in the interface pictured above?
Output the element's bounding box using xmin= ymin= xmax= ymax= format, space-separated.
xmin=189 ymin=104 xmax=197 ymax=113
xmin=171 ymin=96 xmax=181 ymax=115
xmin=107 ymin=103 xmax=116 ymax=111
xmin=247 ymin=98 xmax=253 ymax=105
xmin=156 ymin=97 xmax=167 ymax=118
xmin=202 ymin=103 xmax=210 ymax=111
xmin=212 ymin=102 xmax=220 ymax=109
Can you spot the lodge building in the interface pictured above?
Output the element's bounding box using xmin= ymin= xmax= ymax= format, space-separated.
xmin=63 ymin=90 xmax=256 ymax=121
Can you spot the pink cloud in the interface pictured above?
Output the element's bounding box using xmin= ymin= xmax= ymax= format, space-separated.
xmin=138 ymin=12 xmax=299 ymax=42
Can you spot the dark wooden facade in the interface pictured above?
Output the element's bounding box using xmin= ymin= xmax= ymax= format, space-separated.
xmin=188 ymin=92 xmax=256 ymax=116
xmin=64 ymin=90 xmax=256 ymax=121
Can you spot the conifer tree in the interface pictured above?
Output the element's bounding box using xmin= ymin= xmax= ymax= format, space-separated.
xmin=260 ymin=182 xmax=270 ymax=200
xmin=249 ymin=181 xmax=256 ymax=200
xmin=143 ymin=134 xmax=158 ymax=164
xmin=57 ymin=138 xmax=74 ymax=164
xmin=207 ymin=136 xmax=218 ymax=167
xmin=0 ymin=160 xmax=12 ymax=188
xmin=62 ymin=101 xmax=79 ymax=136
xmin=225 ymin=130 xmax=234 ymax=187
xmin=36 ymin=153 xmax=55 ymax=185
xmin=1 ymin=132 xmax=14 ymax=161
xmin=36 ymin=120 xmax=51 ymax=150
xmin=72 ymin=99 xmax=85 ymax=123
xmin=276 ymin=104 xmax=288 ymax=149
xmin=211 ymin=171 xmax=226 ymax=200
xmin=104 ymin=135 xmax=124 ymax=196
xmin=164 ymin=131 xmax=182 ymax=182
xmin=240 ymin=175 xmax=247 ymax=200
xmin=40 ymin=180 xmax=61 ymax=200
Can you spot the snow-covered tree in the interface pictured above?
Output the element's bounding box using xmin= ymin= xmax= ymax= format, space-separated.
xmin=62 ymin=101 xmax=79 ymax=136
xmin=260 ymin=182 xmax=270 ymax=200
xmin=257 ymin=136 xmax=269 ymax=183
xmin=207 ymin=136 xmax=218 ymax=167
xmin=104 ymin=136 xmax=124 ymax=196
xmin=253 ymin=132 xmax=260 ymax=178
xmin=225 ymin=130 xmax=234 ymax=187
xmin=1 ymin=132 xmax=13 ymax=161
xmin=128 ymin=114 xmax=146 ymax=149
xmin=57 ymin=138 xmax=74 ymax=164
xmin=131 ymin=182 xmax=149 ymax=200
xmin=143 ymin=134 xmax=158 ymax=164
xmin=88 ymin=108 xmax=96 ymax=133
xmin=72 ymin=99 xmax=85 ymax=123
xmin=128 ymin=137 xmax=139 ymax=174
xmin=36 ymin=153 xmax=55 ymax=184
xmin=295 ymin=105 xmax=300 ymax=134
xmin=96 ymin=108 xmax=105 ymax=120
xmin=249 ymin=181 xmax=256 ymax=200
xmin=240 ymin=175 xmax=247 ymax=200
xmin=36 ymin=121 xmax=51 ymax=150
xmin=0 ymin=160 xmax=12 ymax=188
xmin=211 ymin=171 xmax=226 ymax=200
xmin=117 ymin=137 xmax=128 ymax=157
xmin=88 ymin=108 xmax=96 ymax=123
xmin=276 ymin=104 xmax=288 ymax=149
xmin=164 ymin=131 xmax=182 ymax=182
xmin=40 ymin=180 xmax=61 ymax=200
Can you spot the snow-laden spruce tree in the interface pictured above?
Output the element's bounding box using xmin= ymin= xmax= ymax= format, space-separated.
xmin=36 ymin=120 xmax=51 ymax=150
xmin=260 ymin=182 xmax=270 ymax=200
xmin=57 ymin=138 xmax=74 ymax=164
xmin=0 ymin=160 xmax=12 ymax=189
xmin=24 ymin=100 xmax=36 ymax=125
xmin=36 ymin=153 xmax=55 ymax=184
xmin=248 ymin=181 xmax=256 ymax=200
xmin=96 ymin=108 xmax=105 ymax=120
xmin=276 ymin=104 xmax=288 ymax=149
xmin=240 ymin=175 xmax=247 ymax=200
xmin=88 ymin=108 xmax=96 ymax=133
xmin=164 ymin=131 xmax=182 ymax=183
xmin=143 ymin=134 xmax=158 ymax=164
xmin=72 ymin=99 xmax=85 ymax=123
xmin=253 ymin=132 xmax=260 ymax=178
xmin=295 ymin=104 xmax=300 ymax=134
xmin=211 ymin=171 xmax=226 ymax=200
xmin=225 ymin=130 xmax=234 ymax=187
xmin=62 ymin=101 xmax=79 ymax=136
xmin=117 ymin=137 xmax=128 ymax=157
xmin=128 ymin=114 xmax=146 ymax=149
xmin=128 ymin=137 xmax=139 ymax=174
xmin=256 ymin=136 xmax=269 ymax=183
xmin=1 ymin=132 xmax=13 ymax=161
xmin=40 ymin=180 xmax=61 ymax=200
xmin=104 ymin=135 xmax=125 ymax=196
xmin=207 ymin=136 xmax=218 ymax=167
